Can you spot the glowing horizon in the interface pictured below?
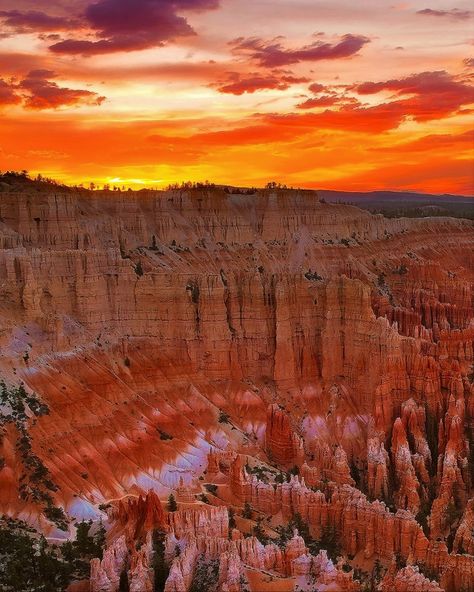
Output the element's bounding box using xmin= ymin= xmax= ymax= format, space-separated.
xmin=1 ymin=0 xmax=473 ymax=194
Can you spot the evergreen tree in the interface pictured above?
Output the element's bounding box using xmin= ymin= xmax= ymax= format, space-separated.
xmin=119 ymin=569 xmax=130 ymax=592
xmin=95 ymin=520 xmax=106 ymax=559
xmin=0 ymin=516 xmax=73 ymax=592
xmin=319 ymin=523 xmax=341 ymax=562
xmin=167 ymin=494 xmax=178 ymax=512
xmin=135 ymin=261 xmax=144 ymax=276
xmin=189 ymin=555 xmax=219 ymax=592
xmin=291 ymin=512 xmax=311 ymax=544
xmin=228 ymin=508 xmax=236 ymax=530
xmin=252 ymin=518 xmax=269 ymax=545
xmin=152 ymin=529 xmax=169 ymax=592
xmin=242 ymin=502 xmax=252 ymax=519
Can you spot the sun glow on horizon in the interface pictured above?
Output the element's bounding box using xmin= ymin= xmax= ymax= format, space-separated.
xmin=0 ymin=0 xmax=473 ymax=194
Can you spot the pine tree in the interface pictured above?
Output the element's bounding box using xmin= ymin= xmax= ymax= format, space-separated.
xmin=242 ymin=502 xmax=252 ymax=519
xmin=252 ymin=518 xmax=269 ymax=545
xmin=94 ymin=520 xmax=106 ymax=559
xmin=228 ymin=508 xmax=236 ymax=530
xmin=167 ymin=494 xmax=178 ymax=512
xmin=152 ymin=529 xmax=169 ymax=592
xmin=135 ymin=261 xmax=144 ymax=276
xmin=291 ymin=512 xmax=311 ymax=544
xmin=119 ymin=569 xmax=130 ymax=592
xmin=319 ymin=524 xmax=341 ymax=562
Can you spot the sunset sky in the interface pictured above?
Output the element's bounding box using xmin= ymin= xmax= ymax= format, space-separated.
xmin=0 ymin=0 xmax=473 ymax=193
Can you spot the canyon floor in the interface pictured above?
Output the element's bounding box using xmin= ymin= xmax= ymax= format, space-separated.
xmin=0 ymin=184 xmax=473 ymax=591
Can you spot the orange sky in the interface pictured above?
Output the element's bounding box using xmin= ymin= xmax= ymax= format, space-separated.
xmin=0 ymin=0 xmax=473 ymax=193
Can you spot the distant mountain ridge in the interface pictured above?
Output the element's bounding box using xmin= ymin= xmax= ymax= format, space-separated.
xmin=318 ymin=189 xmax=473 ymax=203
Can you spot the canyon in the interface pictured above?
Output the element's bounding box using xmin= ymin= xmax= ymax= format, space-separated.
xmin=0 ymin=185 xmax=473 ymax=591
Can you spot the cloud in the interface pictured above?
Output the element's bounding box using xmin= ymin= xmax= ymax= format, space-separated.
xmin=0 ymin=9 xmax=78 ymax=33
xmin=18 ymin=70 xmax=105 ymax=109
xmin=229 ymin=34 xmax=370 ymax=68
xmin=464 ymin=57 xmax=474 ymax=68
xmin=149 ymin=121 xmax=303 ymax=147
xmin=297 ymin=95 xmax=359 ymax=109
xmin=50 ymin=0 xmax=220 ymax=55
xmin=351 ymin=70 xmax=474 ymax=120
xmin=260 ymin=102 xmax=410 ymax=134
xmin=215 ymin=71 xmax=309 ymax=95
xmin=308 ymin=83 xmax=326 ymax=93
xmin=416 ymin=8 xmax=472 ymax=20
xmin=295 ymin=80 xmax=359 ymax=110
xmin=374 ymin=129 xmax=474 ymax=154
xmin=0 ymin=78 xmax=21 ymax=106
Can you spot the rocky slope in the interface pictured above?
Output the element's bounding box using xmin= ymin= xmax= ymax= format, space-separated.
xmin=0 ymin=187 xmax=472 ymax=591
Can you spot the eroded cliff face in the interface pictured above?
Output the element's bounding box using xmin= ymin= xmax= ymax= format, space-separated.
xmin=0 ymin=188 xmax=472 ymax=591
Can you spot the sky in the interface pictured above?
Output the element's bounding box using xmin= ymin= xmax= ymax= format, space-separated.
xmin=0 ymin=0 xmax=473 ymax=193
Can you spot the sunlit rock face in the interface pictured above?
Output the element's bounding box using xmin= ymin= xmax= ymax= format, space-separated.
xmin=0 ymin=187 xmax=473 ymax=591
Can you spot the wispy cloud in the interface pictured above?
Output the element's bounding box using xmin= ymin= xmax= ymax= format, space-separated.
xmin=215 ymin=71 xmax=309 ymax=95
xmin=0 ymin=70 xmax=105 ymax=110
xmin=229 ymin=34 xmax=370 ymax=67
xmin=416 ymin=8 xmax=472 ymax=20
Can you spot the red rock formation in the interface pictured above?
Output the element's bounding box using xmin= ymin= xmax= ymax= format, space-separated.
xmin=301 ymin=442 xmax=355 ymax=488
xmin=265 ymin=404 xmax=304 ymax=468
xmin=304 ymin=551 xmax=361 ymax=591
xmin=111 ymin=490 xmax=165 ymax=542
xmin=429 ymin=392 xmax=470 ymax=541
xmin=175 ymin=477 xmax=196 ymax=503
xmin=391 ymin=417 xmax=422 ymax=514
xmin=380 ymin=564 xmax=442 ymax=592
xmin=453 ymin=499 xmax=474 ymax=556
xmin=164 ymin=542 xmax=199 ymax=592
xmin=227 ymin=454 xmax=474 ymax=590
xmin=168 ymin=505 xmax=229 ymax=540
xmin=0 ymin=188 xmax=472 ymax=592
xmin=90 ymin=535 xmax=128 ymax=592
xmin=129 ymin=533 xmax=154 ymax=592
xmin=367 ymin=435 xmax=390 ymax=500
xmin=218 ymin=551 xmax=247 ymax=592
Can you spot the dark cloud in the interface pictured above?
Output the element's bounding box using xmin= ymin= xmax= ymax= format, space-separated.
xmin=0 ymin=78 xmax=21 ymax=106
xmin=229 ymin=34 xmax=370 ymax=68
xmin=255 ymin=70 xmax=474 ymax=132
xmin=26 ymin=69 xmax=57 ymax=79
xmin=215 ymin=71 xmax=309 ymax=95
xmin=351 ymin=70 xmax=474 ymax=121
xmin=13 ymin=70 xmax=106 ymax=109
xmin=0 ymin=9 xmax=78 ymax=32
xmin=296 ymin=81 xmax=359 ymax=110
xmin=464 ymin=57 xmax=474 ymax=68
xmin=416 ymin=8 xmax=472 ymax=20
xmin=50 ymin=0 xmax=220 ymax=55
xmin=308 ymin=82 xmax=326 ymax=93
